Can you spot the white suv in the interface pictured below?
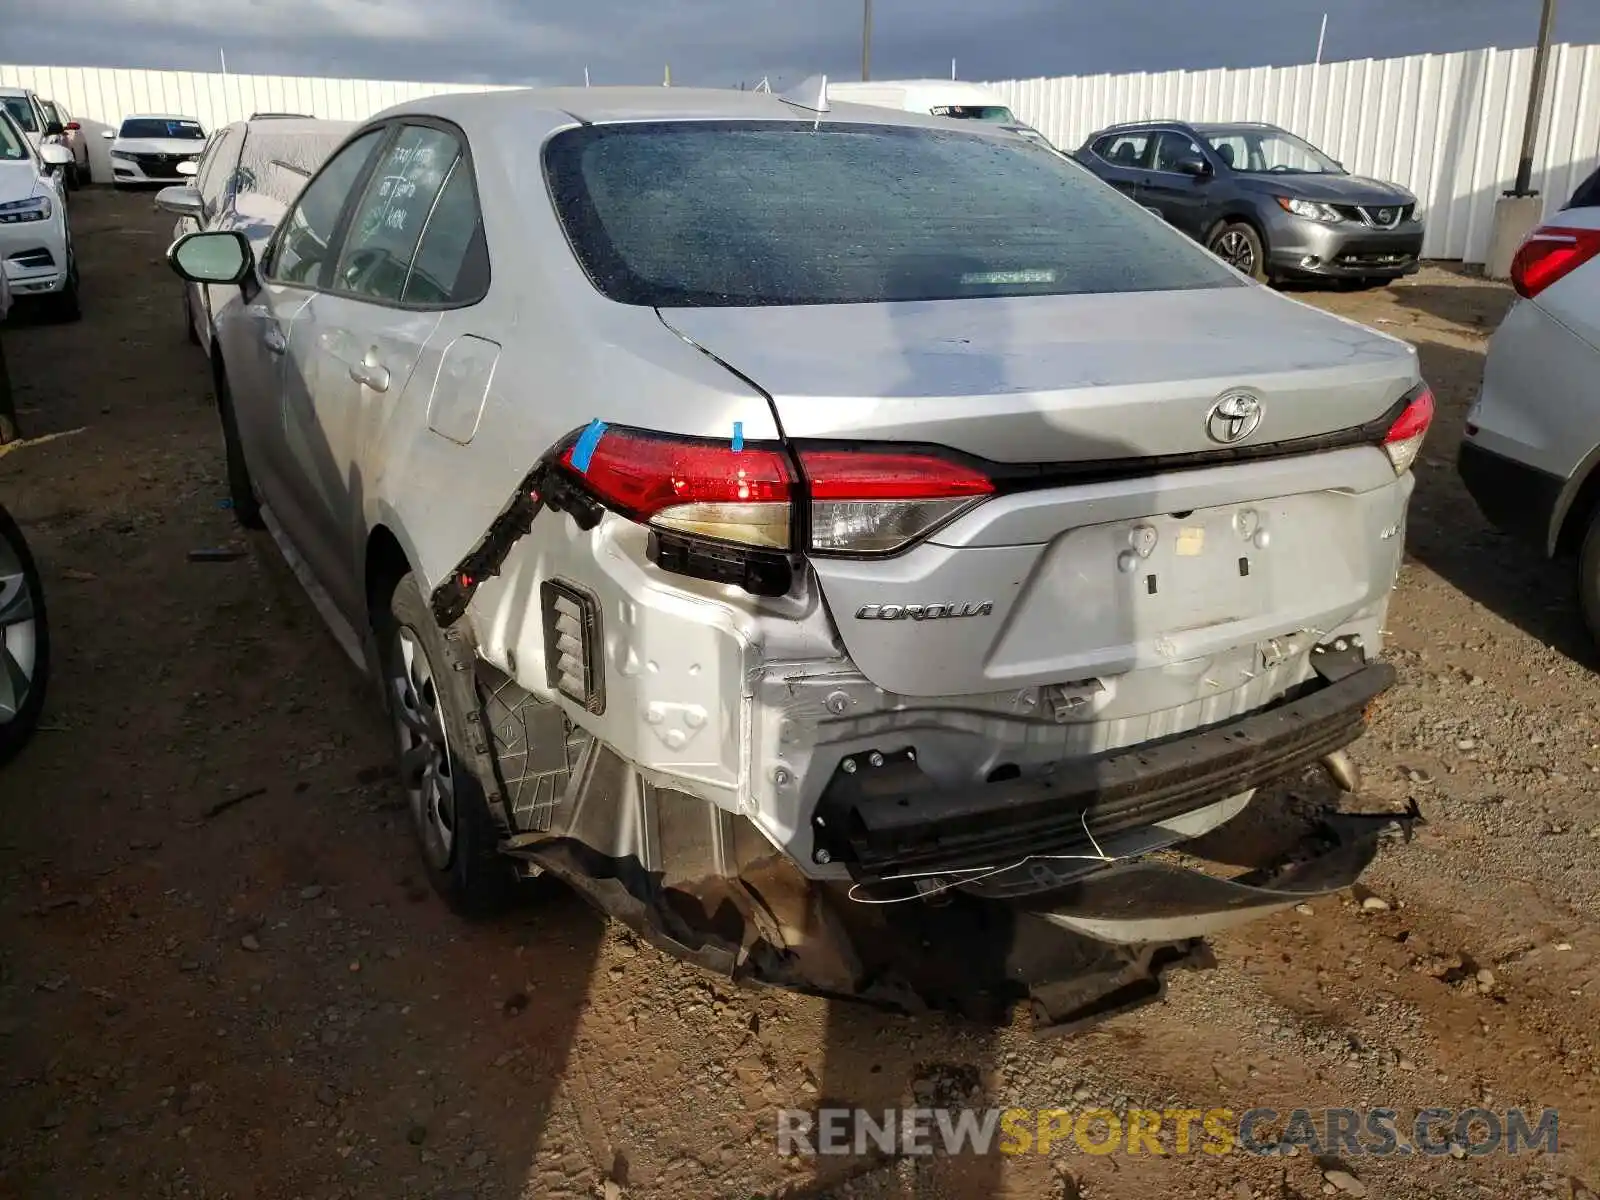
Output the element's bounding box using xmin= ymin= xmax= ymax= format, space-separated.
xmin=0 ymin=108 xmax=79 ymax=321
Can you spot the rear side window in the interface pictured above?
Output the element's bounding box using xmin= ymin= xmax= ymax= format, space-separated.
xmin=546 ymin=122 xmax=1238 ymax=308
xmin=402 ymin=163 xmax=488 ymax=305
xmin=333 ymin=124 xmax=461 ymax=303
xmin=1093 ymin=132 xmax=1152 ymax=168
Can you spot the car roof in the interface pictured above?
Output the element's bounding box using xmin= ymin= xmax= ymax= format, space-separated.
xmin=237 ymin=117 xmax=355 ymax=137
xmin=371 ymin=85 xmax=985 ymax=134
xmin=1191 ymin=121 xmax=1286 ymax=134
xmin=0 ymin=86 xmax=35 ymax=97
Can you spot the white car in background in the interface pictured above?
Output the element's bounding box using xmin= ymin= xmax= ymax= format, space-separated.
xmin=0 ymin=107 xmax=78 ymax=321
xmin=104 ymin=114 xmax=207 ymax=185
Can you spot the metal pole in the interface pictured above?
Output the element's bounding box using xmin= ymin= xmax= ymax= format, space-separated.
xmin=1513 ymin=0 xmax=1558 ymax=196
xmin=861 ymin=0 xmax=873 ymax=81
xmin=1314 ymin=13 xmax=1328 ymax=64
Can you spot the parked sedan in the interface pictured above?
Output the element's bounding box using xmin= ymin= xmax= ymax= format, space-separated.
xmin=165 ymin=86 xmax=1427 ymax=1030
xmin=1075 ymin=119 xmax=1424 ymax=286
xmin=1458 ymin=191 xmax=1600 ymax=647
xmin=104 ymin=114 xmax=206 ymax=185
xmin=0 ymin=107 xmax=79 ymax=320
xmin=154 ymin=116 xmax=356 ymax=357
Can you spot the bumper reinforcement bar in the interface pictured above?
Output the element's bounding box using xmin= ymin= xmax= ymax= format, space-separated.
xmin=814 ymin=661 xmax=1395 ymax=881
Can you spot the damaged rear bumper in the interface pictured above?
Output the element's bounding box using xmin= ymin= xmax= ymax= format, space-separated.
xmin=812 ymin=660 xmax=1395 ymax=882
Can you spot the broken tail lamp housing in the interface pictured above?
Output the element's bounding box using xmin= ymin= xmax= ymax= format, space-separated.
xmin=541 ymin=580 xmax=605 ymax=714
xmin=555 ymin=427 xmax=994 ymax=594
xmin=1381 ymin=383 xmax=1434 ymax=475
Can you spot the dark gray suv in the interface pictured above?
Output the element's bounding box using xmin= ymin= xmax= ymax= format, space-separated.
xmin=1074 ymin=119 xmax=1424 ymax=286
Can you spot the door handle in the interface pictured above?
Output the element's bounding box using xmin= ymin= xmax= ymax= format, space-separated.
xmin=263 ymin=327 xmax=287 ymax=355
xmin=349 ymin=353 xmax=391 ymax=394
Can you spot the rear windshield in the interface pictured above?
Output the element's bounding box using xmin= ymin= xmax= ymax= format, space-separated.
xmin=1 ymin=96 xmax=37 ymax=133
xmin=121 ymin=118 xmax=205 ymax=140
xmin=545 ymin=122 xmax=1240 ymax=307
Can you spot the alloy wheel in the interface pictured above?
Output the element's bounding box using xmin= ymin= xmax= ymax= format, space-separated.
xmin=390 ymin=625 xmax=455 ymax=870
xmin=0 ymin=531 xmax=40 ymax=726
xmin=1214 ymin=230 xmax=1256 ymax=274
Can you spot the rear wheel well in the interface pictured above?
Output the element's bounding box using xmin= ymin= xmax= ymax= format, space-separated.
xmin=1556 ymin=458 xmax=1600 ymax=557
xmin=1207 ymin=212 xmax=1268 ymax=250
xmin=365 ymin=526 xmax=411 ymax=628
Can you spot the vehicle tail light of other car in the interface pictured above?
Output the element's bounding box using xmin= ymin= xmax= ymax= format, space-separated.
xmin=557 ymin=427 xmax=994 ymax=557
xmin=1510 ymin=225 xmax=1600 ymax=300
xmin=1381 ymin=384 xmax=1434 ymax=475
xmin=64 ymin=122 xmax=79 ymax=131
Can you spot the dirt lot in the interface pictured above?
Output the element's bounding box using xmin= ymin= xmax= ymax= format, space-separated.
xmin=3 ymin=190 xmax=1600 ymax=1200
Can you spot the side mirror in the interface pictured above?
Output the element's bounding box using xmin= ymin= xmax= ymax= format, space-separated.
xmin=1176 ymin=156 xmax=1211 ymax=178
xmin=167 ymin=229 xmax=253 ymax=285
xmin=155 ymin=185 xmax=205 ymax=218
xmin=177 ymin=159 xmax=199 ymax=178
xmin=44 ymin=121 xmax=64 ymax=138
xmin=101 ymin=129 xmax=116 ymax=140
xmin=38 ymin=143 xmax=73 ymax=167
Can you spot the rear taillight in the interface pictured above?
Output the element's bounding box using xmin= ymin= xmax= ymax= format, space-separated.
xmin=1382 ymin=384 xmax=1434 ymax=474
xmin=560 ymin=428 xmax=794 ymax=549
xmin=1510 ymin=226 xmax=1600 ymax=299
xmin=557 ymin=427 xmax=995 ymax=562
xmin=799 ymin=449 xmax=994 ymax=554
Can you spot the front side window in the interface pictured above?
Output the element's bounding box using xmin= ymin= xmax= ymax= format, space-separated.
xmin=197 ymin=126 xmax=246 ymax=211
xmin=1154 ymin=131 xmax=1205 ymax=173
xmin=1202 ymin=128 xmax=1343 ymax=175
xmin=119 ymin=118 xmax=206 ymax=141
xmin=268 ymin=128 xmax=387 ymax=287
xmin=546 ymin=121 xmax=1240 ymax=308
xmin=39 ymin=101 xmax=61 ymax=128
xmin=333 ymin=124 xmax=461 ymax=302
xmin=1 ymin=96 xmax=37 ymax=133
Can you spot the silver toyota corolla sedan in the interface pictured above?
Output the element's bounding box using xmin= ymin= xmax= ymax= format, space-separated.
xmin=165 ymin=83 xmax=1429 ymax=1032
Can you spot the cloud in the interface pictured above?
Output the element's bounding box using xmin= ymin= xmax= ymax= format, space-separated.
xmin=6 ymin=0 xmax=1600 ymax=90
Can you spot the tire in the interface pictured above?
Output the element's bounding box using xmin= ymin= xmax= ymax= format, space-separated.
xmin=1578 ymin=507 xmax=1600 ymax=653
xmin=213 ymin=364 xmax=265 ymax=530
xmin=0 ymin=502 xmax=50 ymax=769
xmin=381 ymin=571 xmax=518 ymax=916
xmin=183 ymin=287 xmax=200 ymax=346
xmin=1208 ymin=221 xmax=1267 ymax=282
xmin=47 ymin=253 xmax=81 ymax=324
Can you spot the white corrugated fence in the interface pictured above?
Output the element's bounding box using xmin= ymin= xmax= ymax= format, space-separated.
xmin=987 ymin=43 xmax=1600 ymax=264
xmin=6 ymin=48 xmax=1600 ymax=263
xmin=0 ymin=63 xmax=514 ymax=186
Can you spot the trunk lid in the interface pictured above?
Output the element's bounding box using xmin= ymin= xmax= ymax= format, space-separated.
xmin=660 ymin=286 xmax=1416 ymax=461
xmin=662 ymin=287 xmax=1420 ymax=698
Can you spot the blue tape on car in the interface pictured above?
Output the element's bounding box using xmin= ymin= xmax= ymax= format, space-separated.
xmin=570 ymin=419 xmax=608 ymax=474
xmin=732 ymin=421 xmax=744 ymax=452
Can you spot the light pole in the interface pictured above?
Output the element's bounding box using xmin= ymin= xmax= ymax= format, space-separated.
xmin=862 ymin=0 xmax=873 ymax=81
xmin=1512 ymin=0 xmax=1558 ymax=196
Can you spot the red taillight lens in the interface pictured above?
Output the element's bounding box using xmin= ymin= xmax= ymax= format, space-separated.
xmin=64 ymin=121 xmax=80 ymax=131
xmin=1510 ymin=226 xmax=1600 ymax=299
xmin=1382 ymin=384 xmax=1434 ymax=474
xmin=799 ymin=448 xmax=994 ymax=554
xmin=560 ymin=428 xmax=795 ymax=549
xmin=558 ymin=427 xmax=996 ymax=557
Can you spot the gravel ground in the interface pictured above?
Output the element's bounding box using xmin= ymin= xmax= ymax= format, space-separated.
xmin=1 ymin=190 xmax=1598 ymax=1200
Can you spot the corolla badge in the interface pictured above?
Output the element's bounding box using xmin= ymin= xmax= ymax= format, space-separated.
xmin=855 ymin=602 xmax=994 ymax=621
xmin=1205 ymin=391 xmax=1263 ymax=444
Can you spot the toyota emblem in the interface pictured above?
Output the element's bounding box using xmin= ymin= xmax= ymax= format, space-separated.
xmin=1205 ymin=392 xmax=1263 ymax=444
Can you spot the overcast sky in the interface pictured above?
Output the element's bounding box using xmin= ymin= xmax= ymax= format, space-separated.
xmin=9 ymin=0 xmax=1600 ymax=88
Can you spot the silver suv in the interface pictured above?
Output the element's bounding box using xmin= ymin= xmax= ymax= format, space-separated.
xmin=165 ymin=84 xmax=1428 ymax=1030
